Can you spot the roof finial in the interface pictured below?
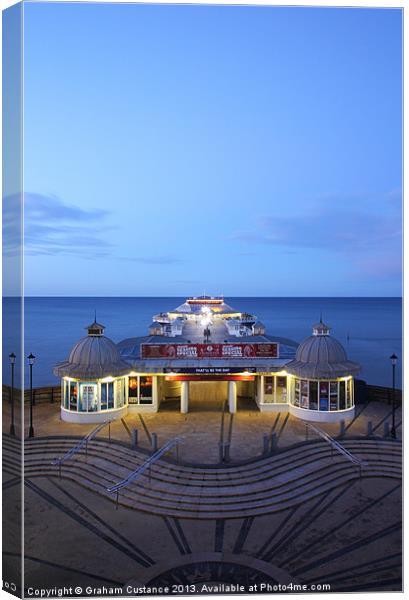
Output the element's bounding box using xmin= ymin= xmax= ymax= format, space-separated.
xmin=86 ymin=313 xmax=105 ymax=336
xmin=313 ymin=317 xmax=330 ymax=336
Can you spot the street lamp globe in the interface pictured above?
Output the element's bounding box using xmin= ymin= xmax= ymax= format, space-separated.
xmin=28 ymin=353 xmax=36 ymax=365
xmin=9 ymin=352 xmax=16 ymax=364
xmin=390 ymin=353 xmax=398 ymax=366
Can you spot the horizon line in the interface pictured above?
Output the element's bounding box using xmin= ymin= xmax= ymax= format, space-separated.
xmin=4 ymin=295 xmax=403 ymax=299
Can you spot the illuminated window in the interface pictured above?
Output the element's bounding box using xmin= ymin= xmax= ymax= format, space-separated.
xmin=128 ymin=377 xmax=138 ymax=404
xmin=128 ymin=376 xmax=154 ymax=405
xmin=101 ymin=382 xmax=114 ymax=410
xmin=79 ymin=383 xmax=98 ymax=412
xmin=276 ymin=377 xmax=287 ymax=403
xmin=339 ymin=381 xmax=346 ymax=410
xmin=264 ymin=376 xmax=274 ymax=395
xmin=346 ymin=379 xmax=352 ymax=408
xmin=292 ymin=378 xmax=353 ymax=412
xmin=140 ymin=376 xmax=153 ymax=404
xmin=300 ymin=380 xmax=309 ymax=409
xmin=69 ymin=382 xmax=78 ymax=411
xmin=63 ymin=381 xmax=69 ymax=409
xmin=309 ymin=381 xmax=318 ymax=410
xmin=319 ymin=382 xmax=329 ymax=411
xmin=116 ymin=378 xmax=125 ymax=408
xmin=330 ymin=382 xmax=338 ymax=410
xmin=294 ymin=379 xmax=300 ymax=406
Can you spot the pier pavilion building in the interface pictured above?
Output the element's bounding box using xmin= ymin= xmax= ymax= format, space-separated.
xmin=54 ymin=320 xmax=131 ymax=423
xmin=54 ymin=296 xmax=360 ymax=424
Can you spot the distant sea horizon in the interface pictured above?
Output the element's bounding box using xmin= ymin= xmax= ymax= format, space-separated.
xmin=3 ymin=296 xmax=402 ymax=389
xmin=12 ymin=295 xmax=404 ymax=299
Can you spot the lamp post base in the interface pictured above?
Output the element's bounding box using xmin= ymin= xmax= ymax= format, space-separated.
xmin=28 ymin=426 xmax=34 ymax=438
xmin=9 ymin=424 xmax=15 ymax=436
xmin=390 ymin=427 xmax=397 ymax=439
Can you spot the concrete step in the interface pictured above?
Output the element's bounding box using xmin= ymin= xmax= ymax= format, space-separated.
xmin=20 ymin=464 xmax=400 ymax=520
xmin=3 ymin=433 xmax=401 ymax=522
xmin=15 ymin=436 xmax=402 ymax=481
xmin=21 ymin=452 xmax=401 ymax=502
xmin=19 ymin=438 xmax=401 ymax=476
xmin=26 ymin=437 xmax=402 ymax=466
xmin=7 ymin=433 xmax=401 ymax=476
xmin=20 ymin=455 xmax=401 ymax=511
xmin=4 ymin=436 xmax=402 ymax=497
xmin=20 ymin=446 xmax=401 ymax=493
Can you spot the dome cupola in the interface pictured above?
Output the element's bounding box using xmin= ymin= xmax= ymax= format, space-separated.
xmin=312 ymin=319 xmax=331 ymax=336
xmin=54 ymin=319 xmax=131 ymax=380
xmin=86 ymin=319 xmax=105 ymax=336
xmin=286 ymin=320 xmax=360 ymax=379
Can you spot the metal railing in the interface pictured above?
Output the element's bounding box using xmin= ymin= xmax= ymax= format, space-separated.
xmin=306 ymin=422 xmax=366 ymax=475
xmin=107 ymin=437 xmax=181 ymax=507
xmin=51 ymin=420 xmax=112 ymax=477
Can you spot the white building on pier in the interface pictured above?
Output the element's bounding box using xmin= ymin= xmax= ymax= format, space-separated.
xmin=54 ymin=296 xmax=360 ymax=424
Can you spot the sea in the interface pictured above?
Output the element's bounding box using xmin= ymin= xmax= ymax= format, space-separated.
xmin=2 ymin=297 xmax=402 ymax=389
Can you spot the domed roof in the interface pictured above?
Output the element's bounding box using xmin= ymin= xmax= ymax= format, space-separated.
xmin=285 ymin=320 xmax=360 ymax=379
xmin=54 ymin=320 xmax=131 ymax=379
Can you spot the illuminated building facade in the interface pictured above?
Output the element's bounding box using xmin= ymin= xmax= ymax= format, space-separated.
xmin=54 ymin=320 xmax=130 ymax=423
xmin=54 ymin=297 xmax=360 ymax=423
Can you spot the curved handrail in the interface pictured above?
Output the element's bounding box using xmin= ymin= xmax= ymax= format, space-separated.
xmin=306 ymin=423 xmax=366 ymax=467
xmin=107 ymin=437 xmax=181 ymax=495
xmin=51 ymin=421 xmax=110 ymax=467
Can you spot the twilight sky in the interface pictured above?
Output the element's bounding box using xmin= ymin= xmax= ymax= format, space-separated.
xmin=18 ymin=3 xmax=402 ymax=296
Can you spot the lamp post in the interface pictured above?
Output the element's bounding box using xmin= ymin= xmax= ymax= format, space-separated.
xmin=9 ymin=353 xmax=16 ymax=436
xmin=28 ymin=353 xmax=35 ymax=438
xmin=390 ymin=353 xmax=398 ymax=439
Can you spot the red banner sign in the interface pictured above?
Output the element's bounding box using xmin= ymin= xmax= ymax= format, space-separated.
xmin=165 ymin=375 xmax=255 ymax=381
xmin=141 ymin=342 xmax=278 ymax=359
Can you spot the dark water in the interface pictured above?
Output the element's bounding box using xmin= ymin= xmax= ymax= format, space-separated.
xmin=2 ymin=297 xmax=402 ymax=388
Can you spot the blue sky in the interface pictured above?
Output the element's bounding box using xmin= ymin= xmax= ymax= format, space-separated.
xmin=17 ymin=3 xmax=402 ymax=296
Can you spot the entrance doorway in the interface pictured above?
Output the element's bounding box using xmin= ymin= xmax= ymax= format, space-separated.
xmin=160 ymin=379 xmax=182 ymax=411
xmin=236 ymin=380 xmax=258 ymax=411
xmin=159 ymin=376 xmax=257 ymax=413
xmin=188 ymin=381 xmax=228 ymax=412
